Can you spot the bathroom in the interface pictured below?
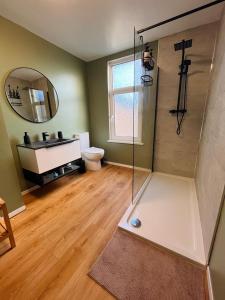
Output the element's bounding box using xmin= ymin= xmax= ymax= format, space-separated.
xmin=0 ymin=1 xmax=225 ymax=299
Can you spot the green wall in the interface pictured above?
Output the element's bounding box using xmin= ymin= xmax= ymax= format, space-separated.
xmin=86 ymin=42 xmax=158 ymax=168
xmin=0 ymin=16 xmax=89 ymax=195
xmin=0 ymin=105 xmax=23 ymax=212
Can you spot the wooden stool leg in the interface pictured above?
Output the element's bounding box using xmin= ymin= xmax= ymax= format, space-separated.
xmin=2 ymin=203 xmax=16 ymax=248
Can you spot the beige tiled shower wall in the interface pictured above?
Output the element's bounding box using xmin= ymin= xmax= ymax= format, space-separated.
xmin=154 ymin=22 xmax=218 ymax=177
xmin=196 ymin=10 xmax=225 ymax=258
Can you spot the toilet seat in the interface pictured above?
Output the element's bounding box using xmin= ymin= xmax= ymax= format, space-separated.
xmin=84 ymin=147 xmax=104 ymax=155
xmin=83 ymin=147 xmax=104 ymax=171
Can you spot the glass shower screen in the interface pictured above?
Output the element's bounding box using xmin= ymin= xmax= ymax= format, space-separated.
xmin=132 ymin=28 xmax=158 ymax=204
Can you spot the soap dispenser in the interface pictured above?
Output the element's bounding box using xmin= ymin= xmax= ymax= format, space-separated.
xmin=24 ymin=132 xmax=31 ymax=145
xmin=58 ymin=131 xmax=63 ymax=139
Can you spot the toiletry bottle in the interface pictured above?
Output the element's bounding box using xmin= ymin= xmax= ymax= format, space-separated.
xmin=58 ymin=131 xmax=63 ymax=139
xmin=16 ymin=86 xmax=20 ymax=99
xmin=8 ymin=85 xmax=12 ymax=98
xmin=24 ymin=132 xmax=31 ymax=145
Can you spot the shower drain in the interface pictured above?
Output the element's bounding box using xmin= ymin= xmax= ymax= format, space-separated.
xmin=130 ymin=217 xmax=141 ymax=228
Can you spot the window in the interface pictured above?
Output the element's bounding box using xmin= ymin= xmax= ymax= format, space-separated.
xmin=29 ymin=88 xmax=48 ymax=122
xmin=107 ymin=55 xmax=143 ymax=144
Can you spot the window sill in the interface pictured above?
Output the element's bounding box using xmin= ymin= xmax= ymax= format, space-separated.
xmin=107 ymin=139 xmax=144 ymax=145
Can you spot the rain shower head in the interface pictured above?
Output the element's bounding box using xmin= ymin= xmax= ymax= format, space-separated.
xmin=174 ymin=39 xmax=192 ymax=51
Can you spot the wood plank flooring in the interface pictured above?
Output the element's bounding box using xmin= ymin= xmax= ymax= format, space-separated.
xmin=0 ymin=165 xmax=132 ymax=300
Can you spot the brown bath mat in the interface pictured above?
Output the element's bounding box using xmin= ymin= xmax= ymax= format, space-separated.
xmin=89 ymin=229 xmax=207 ymax=300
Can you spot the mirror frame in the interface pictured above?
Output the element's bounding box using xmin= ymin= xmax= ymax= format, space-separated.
xmin=4 ymin=67 xmax=59 ymax=123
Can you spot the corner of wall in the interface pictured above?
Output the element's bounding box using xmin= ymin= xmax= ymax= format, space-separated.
xmin=194 ymin=10 xmax=225 ymax=259
xmin=0 ymin=105 xmax=24 ymax=212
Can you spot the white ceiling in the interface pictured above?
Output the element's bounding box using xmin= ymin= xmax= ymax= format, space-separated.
xmin=0 ymin=0 xmax=224 ymax=61
xmin=10 ymin=68 xmax=43 ymax=82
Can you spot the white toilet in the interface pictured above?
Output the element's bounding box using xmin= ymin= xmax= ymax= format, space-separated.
xmin=78 ymin=132 xmax=104 ymax=171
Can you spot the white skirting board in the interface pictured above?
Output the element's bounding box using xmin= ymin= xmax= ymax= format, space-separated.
xmin=207 ymin=266 xmax=214 ymax=300
xmin=0 ymin=205 xmax=26 ymax=222
xmin=106 ymin=161 xmax=151 ymax=172
xmin=21 ymin=185 xmax=40 ymax=196
xmin=9 ymin=205 xmax=26 ymax=218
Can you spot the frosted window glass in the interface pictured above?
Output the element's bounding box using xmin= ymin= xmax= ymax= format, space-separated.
xmin=31 ymin=89 xmax=45 ymax=102
xmin=112 ymin=59 xmax=142 ymax=89
xmin=35 ymin=105 xmax=47 ymax=122
xmin=134 ymin=59 xmax=142 ymax=87
xmin=114 ymin=92 xmax=139 ymax=137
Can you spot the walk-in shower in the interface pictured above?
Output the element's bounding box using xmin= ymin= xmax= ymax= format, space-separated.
xmin=119 ymin=0 xmax=224 ymax=265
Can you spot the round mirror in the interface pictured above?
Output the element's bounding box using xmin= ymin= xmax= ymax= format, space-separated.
xmin=5 ymin=67 xmax=59 ymax=123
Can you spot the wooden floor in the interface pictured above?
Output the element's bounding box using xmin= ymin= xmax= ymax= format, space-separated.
xmin=0 ymin=165 xmax=132 ymax=300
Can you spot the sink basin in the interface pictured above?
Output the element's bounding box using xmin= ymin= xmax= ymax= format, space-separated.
xmin=17 ymin=138 xmax=77 ymax=149
xmin=35 ymin=138 xmax=73 ymax=147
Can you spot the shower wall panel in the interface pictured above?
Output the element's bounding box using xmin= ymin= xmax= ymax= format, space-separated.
xmin=154 ymin=22 xmax=218 ymax=177
xmin=196 ymin=10 xmax=225 ymax=258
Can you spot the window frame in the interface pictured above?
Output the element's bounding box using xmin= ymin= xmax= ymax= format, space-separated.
xmin=107 ymin=54 xmax=143 ymax=145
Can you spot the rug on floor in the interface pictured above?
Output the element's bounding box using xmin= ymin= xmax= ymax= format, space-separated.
xmin=89 ymin=229 xmax=207 ymax=300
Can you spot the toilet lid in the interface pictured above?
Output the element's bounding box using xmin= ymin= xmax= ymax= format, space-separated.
xmin=85 ymin=147 xmax=104 ymax=154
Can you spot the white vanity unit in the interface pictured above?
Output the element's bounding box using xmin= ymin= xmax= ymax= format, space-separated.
xmin=17 ymin=138 xmax=83 ymax=185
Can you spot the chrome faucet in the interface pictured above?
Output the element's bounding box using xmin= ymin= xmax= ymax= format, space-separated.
xmin=42 ymin=132 xmax=49 ymax=141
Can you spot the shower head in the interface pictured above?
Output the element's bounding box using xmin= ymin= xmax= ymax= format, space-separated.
xmin=174 ymin=39 xmax=192 ymax=51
